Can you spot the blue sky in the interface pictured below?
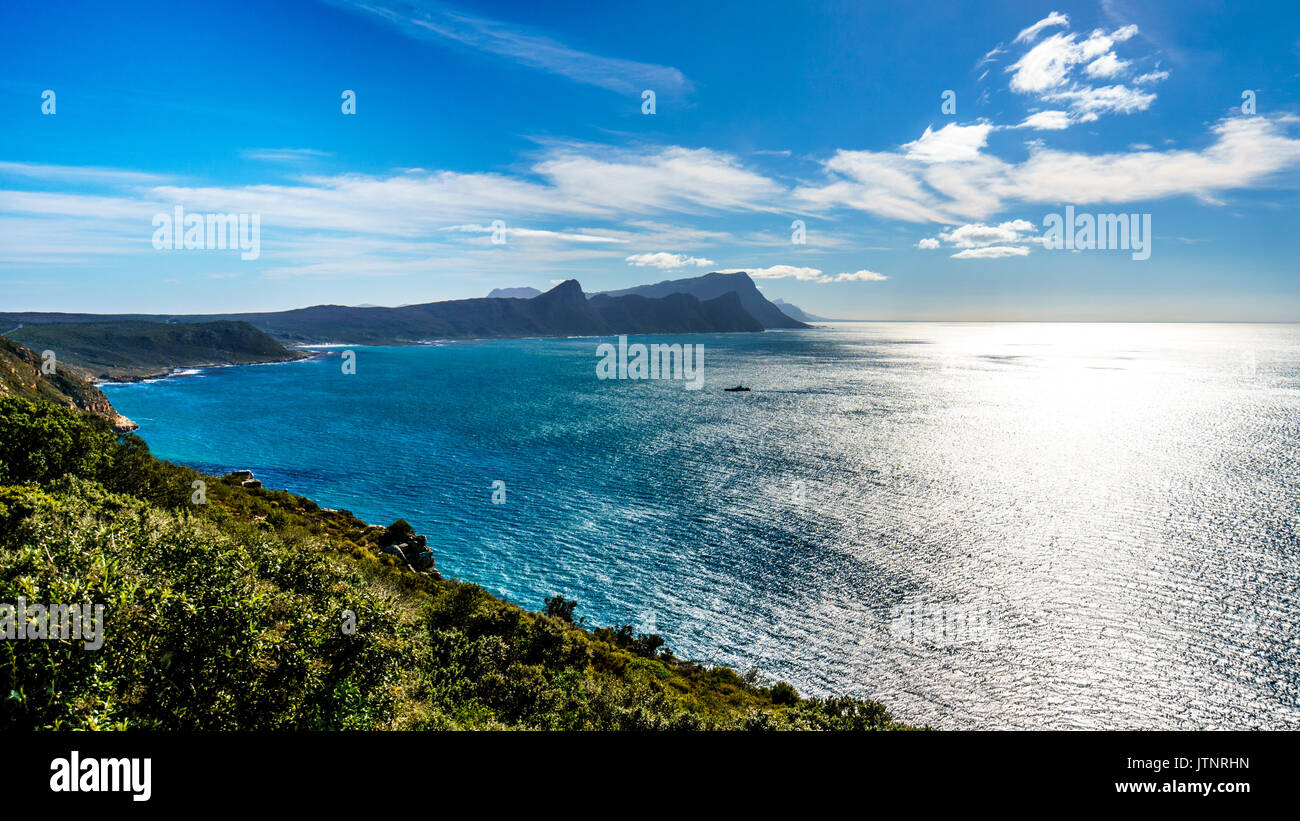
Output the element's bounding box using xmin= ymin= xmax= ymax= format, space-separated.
xmin=1 ymin=0 xmax=1298 ymax=319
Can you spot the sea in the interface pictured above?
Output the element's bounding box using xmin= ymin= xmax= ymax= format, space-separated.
xmin=101 ymin=322 xmax=1300 ymax=729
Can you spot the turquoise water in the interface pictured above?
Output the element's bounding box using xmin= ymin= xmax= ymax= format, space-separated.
xmin=102 ymin=323 xmax=1300 ymax=729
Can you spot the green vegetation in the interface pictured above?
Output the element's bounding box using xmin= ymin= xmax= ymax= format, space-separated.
xmin=8 ymin=320 xmax=304 ymax=381
xmin=0 ymin=387 xmax=913 ymax=730
xmin=0 ymin=333 xmax=132 ymax=428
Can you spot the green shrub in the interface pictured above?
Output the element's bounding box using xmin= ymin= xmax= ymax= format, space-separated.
xmin=0 ymin=395 xmax=913 ymax=731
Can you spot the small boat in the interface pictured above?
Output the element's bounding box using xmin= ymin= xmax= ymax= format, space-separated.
xmin=724 ymin=385 xmax=751 ymax=392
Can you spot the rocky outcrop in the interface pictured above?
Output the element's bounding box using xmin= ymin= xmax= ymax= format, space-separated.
xmin=224 ymin=469 xmax=262 ymax=489
xmin=376 ymin=519 xmax=440 ymax=578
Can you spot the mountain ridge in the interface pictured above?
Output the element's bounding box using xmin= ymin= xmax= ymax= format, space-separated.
xmin=0 ymin=278 xmax=770 ymax=346
xmin=596 ymin=272 xmax=809 ymax=330
xmin=771 ymin=298 xmax=831 ymax=322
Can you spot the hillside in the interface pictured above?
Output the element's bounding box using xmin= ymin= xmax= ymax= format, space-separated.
xmin=0 ymin=337 xmax=912 ymax=731
xmin=8 ymin=320 xmax=307 ymax=380
xmin=0 ymin=333 xmax=136 ymax=430
xmin=598 ymin=272 xmax=809 ymax=330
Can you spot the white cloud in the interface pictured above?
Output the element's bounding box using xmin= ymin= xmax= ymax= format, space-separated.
xmin=726 ymin=265 xmax=826 ymax=281
xmin=532 ymin=144 xmax=785 ymax=214
xmin=1014 ymin=11 xmax=1070 ymax=44
xmin=951 ymin=246 xmax=1030 ymax=259
xmin=797 ymin=116 xmax=1300 ymax=223
xmin=903 ymin=123 xmax=996 ymax=163
xmin=1042 ymin=83 xmax=1155 ymax=121
xmin=720 ymin=265 xmax=886 ymax=283
xmin=831 ymin=269 xmax=888 ymax=281
xmin=442 ymin=224 xmax=628 ymax=243
xmin=241 ymin=148 xmax=332 ymax=163
xmin=1008 ymin=32 xmax=1086 ymax=93
xmin=939 ymin=219 xmax=1036 ymax=248
xmin=1017 ymin=110 xmax=1072 ymax=130
xmin=976 ymin=45 xmax=1006 ymax=68
xmin=1084 ymin=53 xmax=1129 ymax=78
xmin=1004 ymin=18 xmax=1154 ymax=126
xmin=0 ymin=161 xmax=169 ymax=186
xmin=624 ymin=252 xmax=714 ymax=269
xmin=917 ymin=237 xmax=941 ymax=249
xmin=1133 ymin=70 xmax=1170 ymax=85
xmin=1000 ymin=116 xmax=1300 ymax=204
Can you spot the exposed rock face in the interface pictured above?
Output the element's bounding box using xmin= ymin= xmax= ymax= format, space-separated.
xmin=223 ymin=469 xmax=262 ymax=488
xmin=0 ymin=334 xmax=137 ymax=430
xmin=376 ymin=519 xmax=440 ymax=578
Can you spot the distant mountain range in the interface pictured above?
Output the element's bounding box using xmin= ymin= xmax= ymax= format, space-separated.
xmin=770 ymin=298 xmax=830 ymax=322
xmin=489 ymin=276 xmax=828 ymax=324
xmin=0 ymin=272 xmax=811 ymax=376
xmin=2 ymin=272 xmax=806 ymax=345
xmin=486 ymin=286 xmax=542 ymax=299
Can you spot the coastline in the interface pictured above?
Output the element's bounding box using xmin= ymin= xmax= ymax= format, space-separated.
xmin=90 ymin=349 xmax=320 ymax=386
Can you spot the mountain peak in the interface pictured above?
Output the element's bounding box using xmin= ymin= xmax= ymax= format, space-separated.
xmin=539 ymin=279 xmax=585 ymax=300
xmin=704 ymin=270 xmax=756 ymax=285
xmin=594 ymin=271 xmax=806 ymax=329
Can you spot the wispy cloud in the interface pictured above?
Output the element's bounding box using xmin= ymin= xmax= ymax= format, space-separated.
xmin=0 ymin=161 xmax=170 ymax=186
xmin=323 ymin=0 xmax=690 ymax=96
xmin=1014 ymin=11 xmax=1069 ymax=45
xmin=241 ymin=148 xmax=333 ymax=163
xmin=441 ymin=223 xmax=629 ymax=243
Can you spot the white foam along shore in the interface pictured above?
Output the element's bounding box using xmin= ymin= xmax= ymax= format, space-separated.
xmin=92 ymin=350 xmax=323 ymax=386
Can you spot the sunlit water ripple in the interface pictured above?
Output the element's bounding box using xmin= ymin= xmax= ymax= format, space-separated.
xmin=102 ymin=322 xmax=1300 ymax=729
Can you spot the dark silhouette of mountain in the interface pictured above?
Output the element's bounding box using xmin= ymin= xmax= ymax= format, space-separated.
xmin=486 ymin=286 xmax=542 ymax=299
xmin=0 ymin=280 xmax=765 ymax=346
xmin=587 ymin=290 xmax=760 ymax=334
xmin=771 ymin=298 xmax=830 ymax=322
xmin=596 ymin=271 xmax=808 ymax=329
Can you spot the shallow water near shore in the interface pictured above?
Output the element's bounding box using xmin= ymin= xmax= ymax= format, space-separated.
xmin=102 ymin=322 xmax=1300 ymax=729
